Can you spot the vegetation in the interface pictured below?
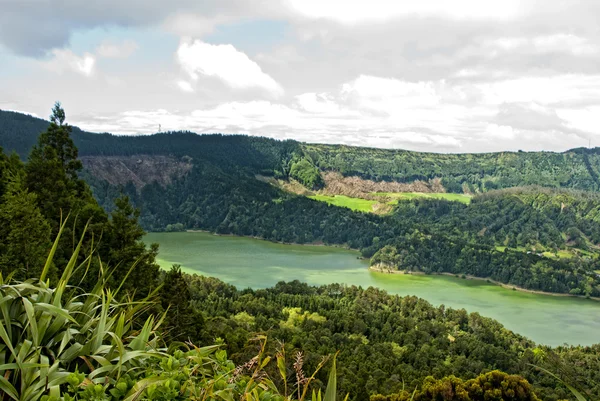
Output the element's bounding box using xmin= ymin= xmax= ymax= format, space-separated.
xmin=307 ymin=192 xmax=471 ymax=214
xmin=308 ymin=194 xmax=383 ymax=213
xmin=0 ymin=230 xmax=345 ymax=401
xmin=371 ymin=371 xmax=541 ymax=401
xmin=0 ymin=104 xmax=159 ymax=293
xmin=302 ymin=143 xmax=600 ymax=193
xmin=375 ymin=192 xmax=472 ymax=205
xmin=290 ymin=158 xmax=324 ymax=189
xmin=183 ymin=275 xmax=598 ymax=401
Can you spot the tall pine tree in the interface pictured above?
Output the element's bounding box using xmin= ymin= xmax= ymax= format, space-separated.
xmin=25 ymin=102 xmax=89 ymax=224
xmin=0 ymin=175 xmax=52 ymax=280
xmin=16 ymin=102 xmax=159 ymax=294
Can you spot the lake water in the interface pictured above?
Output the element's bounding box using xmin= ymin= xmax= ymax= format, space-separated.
xmin=146 ymin=231 xmax=600 ymax=346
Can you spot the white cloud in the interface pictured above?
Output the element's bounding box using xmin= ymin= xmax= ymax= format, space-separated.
xmin=177 ymin=80 xmax=195 ymax=93
xmin=557 ymin=106 xmax=600 ymax=135
xmin=342 ymin=75 xmax=441 ymax=109
xmin=176 ymin=39 xmax=284 ymax=96
xmin=295 ymin=93 xmax=343 ymax=114
xmin=43 ymin=49 xmax=95 ymax=76
xmin=96 ymin=39 xmax=138 ymax=58
xmin=533 ymin=34 xmax=597 ymax=56
xmin=485 ymin=124 xmax=516 ymax=140
xmin=486 ymin=34 xmax=597 ymax=56
xmin=73 ymin=74 xmax=470 ymax=150
xmin=478 ymin=75 xmax=600 ymax=106
xmin=287 ymin=0 xmax=529 ymax=23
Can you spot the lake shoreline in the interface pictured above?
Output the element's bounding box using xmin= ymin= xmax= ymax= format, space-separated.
xmin=146 ymin=231 xmax=600 ymax=345
xmin=369 ymin=265 xmax=600 ymax=301
xmin=183 ymin=229 xmax=363 ymax=253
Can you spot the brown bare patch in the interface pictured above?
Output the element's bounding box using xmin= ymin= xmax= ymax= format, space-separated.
xmin=81 ymin=155 xmax=193 ymax=190
xmin=321 ymin=172 xmax=445 ymax=199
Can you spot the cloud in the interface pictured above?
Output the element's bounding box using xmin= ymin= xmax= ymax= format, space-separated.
xmin=341 ymin=75 xmax=441 ymax=109
xmin=485 ymin=34 xmax=598 ymax=56
xmin=177 ymin=80 xmax=195 ymax=93
xmin=4 ymin=0 xmax=600 ymax=154
xmin=177 ymin=39 xmax=284 ymax=96
xmin=43 ymin=49 xmax=96 ymax=76
xmin=68 ymin=67 xmax=600 ymax=153
xmin=478 ymin=75 xmax=600 ymax=106
xmin=163 ymin=14 xmax=229 ymax=38
xmin=485 ymin=124 xmax=515 ymax=140
xmin=39 ymin=40 xmax=139 ymax=78
xmin=287 ymin=0 xmax=530 ymax=22
xmin=295 ymin=93 xmax=343 ymax=114
xmin=96 ymin=39 xmax=138 ymax=58
xmin=0 ymin=1 xmax=290 ymax=56
xmin=495 ymin=103 xmax=565 ymax=132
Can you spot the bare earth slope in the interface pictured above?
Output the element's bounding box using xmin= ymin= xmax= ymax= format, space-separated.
xmin=81 ymin=155 xmax=193 ymax=189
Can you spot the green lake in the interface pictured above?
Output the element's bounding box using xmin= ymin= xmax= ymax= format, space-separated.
xmin=146 ymin=231 xmax=600 ymax=347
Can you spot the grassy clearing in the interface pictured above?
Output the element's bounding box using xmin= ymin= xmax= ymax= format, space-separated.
xmin=308 ymin=194 xmax=379 ymax=212
xmin=374 ymin=192 xmax=472 ymax=204
xmin=543 ymin=250 xmax=575 ymax=259
xmin=496 ymin=245 xmax=578 ymax=260
xmin=309 ymin=191 xmax=471 ymax=213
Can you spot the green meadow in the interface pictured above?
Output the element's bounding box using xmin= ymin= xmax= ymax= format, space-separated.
xmin=308 ymin=194 xmax=379 ymax=212
xmin=309 ymin=192 xmax=471 ymax=213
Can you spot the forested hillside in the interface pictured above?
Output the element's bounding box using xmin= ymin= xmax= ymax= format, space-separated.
xmin=3 ymin=109 xmax=600 ymax=193
xmin=3 ymin=109 xmax=600 ymax=297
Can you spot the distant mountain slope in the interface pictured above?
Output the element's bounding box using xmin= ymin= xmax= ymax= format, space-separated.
xmin=3 ymin=109 xmax=600 ymax=193
xmin=303 ymin=143 xmax=600 ymax=193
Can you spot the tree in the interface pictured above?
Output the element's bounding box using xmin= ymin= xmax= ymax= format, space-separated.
xmin=371 ymin=371 xmax=541 ymax=401
xmin=160 ymin=265 xmax=204 ymax=342
xmin=100 ymin=195 xmax=160 ymax=296
xmin=25 ymin=101 xmax=89 ymax=225
xmin=0 ymin=176 xmax=52 ymax=280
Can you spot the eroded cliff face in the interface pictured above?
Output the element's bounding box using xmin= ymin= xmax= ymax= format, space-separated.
xmin=320 ymin=172 xmax=445 ymax=199
xmin=81 ymin=155 xmax=193 ymax=189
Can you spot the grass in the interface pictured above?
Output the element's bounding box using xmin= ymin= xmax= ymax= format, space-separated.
xmin=373 ymin=192 xmax=472 ymax=204
xmin=309 ymin=191 xmax=471 ymax=213
xmin=542 ymin=250 xmax=575 ymax=259
xmin=308 ymin=195 xmax=379 ymax=212
xmin=496 ymin=245 xmax=578 ymax=260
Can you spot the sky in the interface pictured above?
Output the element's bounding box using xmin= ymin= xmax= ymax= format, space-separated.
xmin=1 ymin=0 xmax=599 ymax=153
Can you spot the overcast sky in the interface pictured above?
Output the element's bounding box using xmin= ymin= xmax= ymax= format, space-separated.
xmin=1 ymin=0 xmax=599 ymax=152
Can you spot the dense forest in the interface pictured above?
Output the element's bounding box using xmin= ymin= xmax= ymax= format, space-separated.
xmin=0 ymin=105 xmax=599 ymax=400
xmin=185 ymin=274 xmax=600 ymax=401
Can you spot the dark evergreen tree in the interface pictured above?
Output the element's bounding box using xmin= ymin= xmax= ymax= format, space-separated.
xmin=101 ymin=195 xmax=160 ymax=296
xmin=0 ymin=175 xmax=52 ymax=280
xmin=160 ymin=265 xmax=204 ymax=342
xmin=25 ymin=102 xmax=88 ymax=224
